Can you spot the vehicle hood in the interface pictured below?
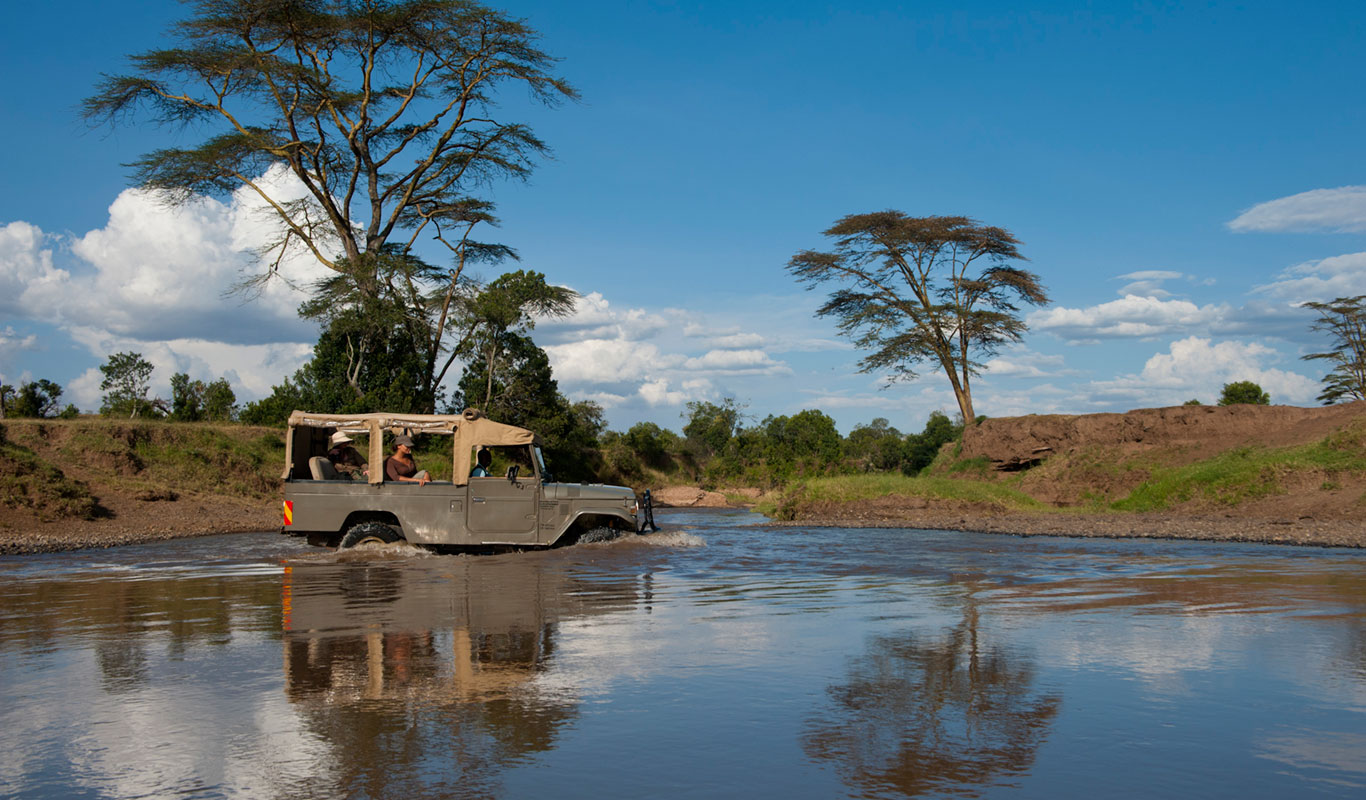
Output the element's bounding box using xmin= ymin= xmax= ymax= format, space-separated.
xmin=544 ymin=482 xmax=636 ymax=501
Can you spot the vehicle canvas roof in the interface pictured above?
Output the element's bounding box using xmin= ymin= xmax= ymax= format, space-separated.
xmin=284 ymin=409 xmax=539 ymax=485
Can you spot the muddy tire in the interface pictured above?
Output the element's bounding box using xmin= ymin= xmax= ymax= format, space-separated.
xmin=578 ymin=526 xmax=624 ymax=544
xmin=340 ymin=521 xmax=402 ymax=548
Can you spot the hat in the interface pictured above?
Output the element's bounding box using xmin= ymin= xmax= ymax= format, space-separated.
xmin=330 ymin=431 xmax=353 ymax=446
xmin=394 ymin=434 xmax=415 ymax=449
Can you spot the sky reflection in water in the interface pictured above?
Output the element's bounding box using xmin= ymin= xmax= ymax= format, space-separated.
xmin=1 ymin=510 xmax=1364 ymax=798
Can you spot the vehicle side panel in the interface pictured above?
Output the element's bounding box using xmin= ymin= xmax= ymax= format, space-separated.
xmin=466 ymin=476 xmax=539 ymax=543
xmin=286 ymin=482 xmax=470 ymax=546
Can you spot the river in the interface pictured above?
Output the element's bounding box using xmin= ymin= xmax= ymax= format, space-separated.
xmin=1 ymin=509 xmax=1364 ymax=798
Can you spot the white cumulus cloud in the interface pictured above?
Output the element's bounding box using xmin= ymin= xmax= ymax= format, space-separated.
xmin=535 ymin=291 xmax=671 ymax=344
xmin=0 ymin=221 xmax=68 ymax=315
xmin=0 ymin=169 xmax=350 ymax=405
xmin=1254 ymin=251 xmax=1366 ymax=302
xmin=1113 ymin=270 xmax=1201 ymax=299
xmin=1029 ymin=295 xmax=1233 ymax=342
xmin=681 ymin=348 xmax=789 ymax=374
xmin=1087 ymin=336 xmax=1319 ymax=407
xmin=543 ymin=338 xmax=676 ymax=386
xmin=983 ymin=348 xmax=1070 ymax=379
xmin=538 ymin=291 xmax=792 ymax=418
xmin=1228 ymin=186 xmax=1366 ymax=233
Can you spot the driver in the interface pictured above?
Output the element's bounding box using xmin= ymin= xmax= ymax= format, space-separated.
xmin=471 ymin=448 xmax=492 ymax=477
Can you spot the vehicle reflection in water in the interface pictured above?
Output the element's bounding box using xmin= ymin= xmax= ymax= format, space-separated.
xmin=278 ymin=548 xmax=642 ymax=796
xmin=803 ymin=591 xmax=1061 ymax=797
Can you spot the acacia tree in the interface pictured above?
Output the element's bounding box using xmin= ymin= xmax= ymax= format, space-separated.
xmin=788 ymin=213 xmax=1048 ymax=424
xmin=100 ymin=352 xmax=156 ymax=418
xmin=84 ymin=0 xmax=576 ymax=401
xmin=1302 ymin=296 xmax=1366 ymax=404
xmin=452 ymin=270 xmax=576 ymax=410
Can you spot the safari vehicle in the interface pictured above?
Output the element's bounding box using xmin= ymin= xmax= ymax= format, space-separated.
xmin=280 ymin=409 xmax=653 ymax=550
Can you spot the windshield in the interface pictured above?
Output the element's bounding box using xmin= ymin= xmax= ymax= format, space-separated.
xmin=533 ymin=446 xmax=549 ymax=479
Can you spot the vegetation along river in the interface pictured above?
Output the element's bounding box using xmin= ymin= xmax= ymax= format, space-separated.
xmin=2 ymin=509 xmax=1364 ymax=798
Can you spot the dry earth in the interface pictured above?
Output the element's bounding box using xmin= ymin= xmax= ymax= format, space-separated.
xmin=0 ymin=492 xmax=279 ymax=555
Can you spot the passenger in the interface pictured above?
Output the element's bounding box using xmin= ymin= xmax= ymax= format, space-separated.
xmin=385 ymin=434 xmax=430 ymax=485
xmin=327 ymin=431 xmax=369 ymax=479
xmin=471 ymin=448 xmax=492 ymax=477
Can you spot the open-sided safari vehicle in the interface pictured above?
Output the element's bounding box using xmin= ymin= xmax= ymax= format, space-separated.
xmin=280 ymin=409 xmax=653 ymax=550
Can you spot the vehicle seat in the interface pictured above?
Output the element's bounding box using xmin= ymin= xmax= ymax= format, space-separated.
xmin=309 ymin=456 xmax=341 ymax=481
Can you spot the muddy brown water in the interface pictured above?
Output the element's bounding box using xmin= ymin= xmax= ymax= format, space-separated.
xmin=2 ymin=508 xmax=1364 ymax=798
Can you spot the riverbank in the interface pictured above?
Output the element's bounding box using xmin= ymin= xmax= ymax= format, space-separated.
xmin=0 ymin=494 xmax=280 ymax=554
xmin=6 ymin=404 xmax=1366 ymax=554
xmin=763 ymin=506 xmax=1366 ymax=548
xmin=676 ymin=401 xmax=1366 ymax=549
xmin=1 ymin=418 xmax=283 ymax=554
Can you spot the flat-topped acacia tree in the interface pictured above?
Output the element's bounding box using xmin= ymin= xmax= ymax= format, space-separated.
xmin=1302 ymin=295 xmax=1366 ymax=404
xmin=788 ymin=212 xmax=1048 ymax=425
xmin=83 ymin=0 xmax=577 ymax=410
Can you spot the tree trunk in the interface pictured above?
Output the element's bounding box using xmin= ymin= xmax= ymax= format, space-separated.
xmin=483 ymin=343 xmax=496 ymax=410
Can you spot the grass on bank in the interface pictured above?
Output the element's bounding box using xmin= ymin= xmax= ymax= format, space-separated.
xmin=52 ymin=422 xmax=285 ymax=499
xmin=1110 ymin=426 xmax=1366 ymax=512
xmin=754 ymin=422 xmax=1366 ymax=520
xmin=0 ymin=419 xmax=286 ymax=518
xmin=756 ymin=472 xmax=1048 ymax=520
xmin=0 ymin=425 xmax=101 ymax=520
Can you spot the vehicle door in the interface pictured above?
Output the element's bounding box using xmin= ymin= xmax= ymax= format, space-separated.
xmin=466 ymin=446 xmax=539 ymax=543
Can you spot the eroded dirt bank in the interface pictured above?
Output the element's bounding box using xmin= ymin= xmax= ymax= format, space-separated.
xmin=775 ymin=402 xmax=1366 ymax=548
xmin=1 ymin=419 xmax=282 ymax=554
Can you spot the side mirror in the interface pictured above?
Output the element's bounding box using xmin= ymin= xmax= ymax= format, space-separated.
xmin=506 ymin=464 xmax=520 ymax=482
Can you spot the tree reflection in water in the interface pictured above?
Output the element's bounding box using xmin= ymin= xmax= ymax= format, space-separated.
xmin=803 ymin=601 xmax=1061 ymax=797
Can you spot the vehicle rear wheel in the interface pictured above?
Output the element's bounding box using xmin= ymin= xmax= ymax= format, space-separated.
xmin=340 ymin=521 xmax=402 ymax=548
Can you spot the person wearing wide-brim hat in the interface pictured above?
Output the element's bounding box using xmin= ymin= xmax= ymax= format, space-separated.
xmin=327 ymin=430 xmax=369 ymax=479
xmin=385 ymin=433 xmax=430 ymax=485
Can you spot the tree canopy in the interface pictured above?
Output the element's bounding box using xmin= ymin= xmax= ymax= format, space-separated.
xmin=170 ymin=373 xmax=239 ymax=421
xmin=84 ymin=0 xmax=575 ymax=275
xmin=85 ymin=0 xmax=577 ymax=411
xmin=1218 ymin=381 xmax=1270 ymax=406
xmin=1302 ymin=296 xmax=1366 ymax=404
xmin=100 ymin=352 xmax=156 ymax=418
xmin=788 ymin=212 xmax=1048 ymax=424
xmin=6 ymin=380 xmax=69 ymax=419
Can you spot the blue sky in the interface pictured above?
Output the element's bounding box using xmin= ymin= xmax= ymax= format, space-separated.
xmin=2 ymin=0 xmax=1365 ymax=434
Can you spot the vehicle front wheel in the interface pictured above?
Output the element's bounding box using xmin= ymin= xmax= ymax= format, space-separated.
xmin=340 ymin=521 xmax=403 ymax=548
xmin=578 ymin=525 xmax=625 ymax=544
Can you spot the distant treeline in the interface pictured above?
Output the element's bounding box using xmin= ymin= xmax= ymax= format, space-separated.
xmin=597 ymin=399 xmax=972 ymax=489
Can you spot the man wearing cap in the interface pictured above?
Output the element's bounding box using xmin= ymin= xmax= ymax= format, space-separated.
xmin=327 ymin=431 xmax=369 ymax=479
xmin=385 ymin=434 xmax=430 ymax=485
